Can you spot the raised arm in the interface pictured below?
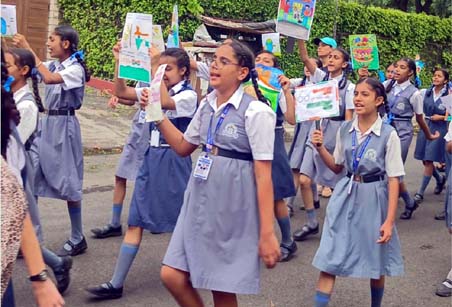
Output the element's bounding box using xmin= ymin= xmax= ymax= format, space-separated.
xmin=297 ymin=40 xmax=317 ymax=76
xmin=279 ymin=75 xmax=296 ymax=125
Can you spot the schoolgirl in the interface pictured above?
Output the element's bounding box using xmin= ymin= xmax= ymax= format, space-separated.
xmin=13 ymin=25 xmax=91 ymax=256
xmin=381 ymin=58 xmax=439 ymax=220
xmin=413 ymin=68 xmax=450 ymax=203
xmin=86 ymin=47 xmax=197 ymax=299
xmin=287 ymin=58 xmax=323 ymax=215
xmin=245 ymin=50 xmax=297 ymax=261
xmin=311 ymin=77 xmax=404 ymax=307
xmin=385 ymin=62 xmax=395 ymax=81
xmin=157 ymin=41 xmax=280 ymax=307
xmin=90 ymin=42 xmax=150 ymax=239
xmin=293 ymin=40 xmax=355 ymax=242
xmin=4 ymin=48 xmax=73 ymax=293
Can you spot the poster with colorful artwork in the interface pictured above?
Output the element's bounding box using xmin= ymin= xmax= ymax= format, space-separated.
xmin=146 ymin=64 xmax=167 ymax=122
xmin=276 ymin=0 xmax=316 ymax=40
xmin=119 ymin=13 xmax=153 ymax=83
xmin=255 ymin=64 xmax=284 ymax=112
xmin=294 ymin=80 xmax=340 ymax=122
xmin=152 ymin=25 xmax=165 ymax=52
xmin=262 ymin=33 xmax=281 ymax=56
xmin=349 ymin=34 xmax=380 ymax=70
xmin=166 ymin=4 xmax=179 ymax=48
xmin=1 ymin=5 xmax=17 ymax=36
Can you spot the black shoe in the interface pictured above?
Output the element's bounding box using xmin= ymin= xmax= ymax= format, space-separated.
xmin=436 ymin=279 xmax=452 ymax=297
xmin=434 ymin=175 xmax=446 ymax=195
xmin=53 ymin=256 xmax=73 ymax=294
xmin=57 ymin=237 xmax=87 ymax=257
xmin=91 ymin=224 xmax=122 ymax=239
xmin=314 ymin=200 xmax=320 ymax=209
xmin=86 ymin=282 xmax=123 ymax=300
xmin=288 ymin=205 xmax=294 ymax=217
xmin=293 ymin=224 xmax=319 ymax=241
xmin=434 ymin=210 xmax=446 ymax=221
xmin=399 ymin=203 xmax=419 ymax=220
xmin=413 ymin=193 xmax=424 ymax=204
xmin=279 ymin=241 xmax=297 ymax=262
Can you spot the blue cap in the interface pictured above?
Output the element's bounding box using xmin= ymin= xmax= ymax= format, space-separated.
xmin=313 ymin=37 xmax=337 ymax=49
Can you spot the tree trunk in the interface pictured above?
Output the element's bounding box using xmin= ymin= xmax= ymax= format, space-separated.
xmin=415 ymin=0 xmax=434 ymax=14
xmin=390 ymin=0 xmax=409 ymax=11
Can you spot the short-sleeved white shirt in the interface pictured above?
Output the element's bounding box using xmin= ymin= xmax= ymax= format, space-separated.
xmin=184 ymin=85 xmax=276 ymax=160
xmin=383 ymin=79 xmax=423 ymax=115
xmin=135 ymin=80 xmax=197 ymax=119
xmin=13 ymin=84 xmax=38 ymax=143
xmin=45 ymin=57 xmax=84 ymax=90
xmin=312 ymin=68 xmax=355 ymax=110
xmin=196 ymin=61 xmax=210 ymax=81
xmin=333 ymin=116 xmax=405 ymax=177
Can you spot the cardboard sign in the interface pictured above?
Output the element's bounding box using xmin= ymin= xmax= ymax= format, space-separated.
xmin=276 ymin=0 xmax=316 ymax=40
xmin=166 ymin=5 xmax=179 ymax=48
xmin=1 ymin=5 xmax=17 ymax=36
xmin=145 ymin=64 xmax=167 ymax=122
xmin=119 ymin=13 xmax=153 ymax=83
xmin=349 ymin=34 xmax=380 ymax=70
xmin=152 ymin=25 xmax=165 ymax=52
xmin=262 ymin=33 xmax=281 ymax=56
xmin=294 ymin=80 xmax=340 ymax=122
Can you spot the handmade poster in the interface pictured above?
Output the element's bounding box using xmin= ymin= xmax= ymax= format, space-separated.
xmin=152 ymin=25 xmax=165 ymax=52
xmin=262 ymin=33 xmax=281 ymax=56
xmin=166 ymin=4 xmax=179 ymax=48
xmin=1 ymin=5 xmax=17 ymax=36
xmin=119 ymin=13 xmax=153 ymax=83
xmin=276 ymin=0 xmax=316 ymax=40
xmin=349 ymin=34 xmax=380 ymax=70
xmin=146 ymin=64 xmax=167 ymax=122
xmin=255 ymin=64 xmax=283 ymax=91
xmin=294 ymin=79 xmax=340 ymax=122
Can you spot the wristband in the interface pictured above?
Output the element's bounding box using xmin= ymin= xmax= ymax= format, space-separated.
xmin=29 ymin=269 xmax=49 ymax=282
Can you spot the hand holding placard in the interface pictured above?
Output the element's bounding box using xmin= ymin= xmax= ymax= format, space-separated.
xmin=145 ymin=64 xmax=167 ymax=122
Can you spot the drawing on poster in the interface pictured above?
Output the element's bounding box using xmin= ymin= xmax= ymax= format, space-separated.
xmin=294 ymin=80 xmax=340 ymax=122
xmin=152 ymin=25 xmax=165 ymax=52
xmin=262 ymin=33 xmax=281 ymax=56
xmin=349 ymin=34 xmax=380 ymax=70
xmin=1 ymin=5 xmax=17 ymax=36
xmin=276 ymin=0 xmax=316 ymax=40
xmin=146 ymin=64 xmax=167 ymax=122
xmin=166 ymin=5 xmax=179 ymax=48
xmin=119 ymin=13 xmax=153 ymax=83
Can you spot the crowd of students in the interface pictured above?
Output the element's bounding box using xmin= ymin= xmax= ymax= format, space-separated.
xmin=1 ymin=24 xmax=451 ymax=307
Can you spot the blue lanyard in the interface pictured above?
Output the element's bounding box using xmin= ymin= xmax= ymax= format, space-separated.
xmin=351 ymin=130 xmax=372 ymax=173
xmin=206 ymin=104 xmax=232 ymax=153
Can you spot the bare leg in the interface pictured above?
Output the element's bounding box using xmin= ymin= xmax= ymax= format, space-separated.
xmin=113 ymin=176 xmax=127 ymax=205
xmin=161 ymin=266 xmax=204 ymax=307
xmin=317 ymin=271 xmax=336 ymax=294
xmin=212 ymin=291 xmax=238 ymax=307
xmin=299 ymin=174 xmax=314 ymax=210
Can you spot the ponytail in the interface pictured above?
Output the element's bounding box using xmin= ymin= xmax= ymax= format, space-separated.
xmin=250 ymin=68 xmax=270 ymax=105
xmin=385 ymin=79 xmax=396 ymax=93
xmin=71 ymin=49 xmax=91 ymax=82
xmin=300 ymin=76 xmax=307 ymax=87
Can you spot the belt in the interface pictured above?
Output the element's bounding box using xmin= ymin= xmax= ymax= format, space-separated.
xmin=346 ymin=172 xmax=385 ymax=183
xmin=201 ymin=145 xmax=253 ymax=161
xmin=150 ymin=141 xmax=170 ymax=148
xmin=328 ymin=116 xmax=345 ymax=122
xmin=275 ymin=126 xmax=284 ymax=129
xmin=46 ymin=108 xmax=75 ymax=116
xmin=392 ymin=116 xmax=411 ymax=122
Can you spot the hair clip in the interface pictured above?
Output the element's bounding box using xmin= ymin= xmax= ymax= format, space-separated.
xmin=31 ymin=67 xmax=39 ymax=76
xmin=3 ymin=76 xmax=15 ymax=92
xmin=70 ymin=50 xmax=85 ymax=60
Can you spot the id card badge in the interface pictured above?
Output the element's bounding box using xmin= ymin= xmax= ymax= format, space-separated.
xmin=150 ymin=129 xmax=160 ymax=147
xmin=347 ymin=176 xmax=354 ymax=195
xmin=138 ymin=110 xmax=146 ymax=124
xmin=193 ymin=155 xmax=213 ymax=180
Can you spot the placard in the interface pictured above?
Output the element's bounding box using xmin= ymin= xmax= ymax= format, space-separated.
xmin=276 ymin=0 xmax=316 ymax=40
xmin=294 ymin=80 xmax=340 ymax=122
xmin=145 ymin=64 xmax=167 ymax=122
xmin=349 ymin=34 xmax=380 ymax=70
xmin=262 ymin=33 xmax=281 ymax=56
xmin=166 ymin=4 xmax=179 ymax=48
xmin=152 ymin=25 xmax=165 ymax=52
xmin=1 ymin=5 xmax=17 ymax=36
xmin=119 ymin=13 xmax=153 ymax=83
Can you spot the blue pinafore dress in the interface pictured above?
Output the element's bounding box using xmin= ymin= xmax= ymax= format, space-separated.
xmin=414 ymin=89 xmax=447 ymax=163
xmin=115 ymin=82 xmax=151 ymax=180
xmin=299 ymin=80 xmax=351 ymax=187
xmin=386 ymin=84 xmax=418 ymax=163
xmin=163 ymin=93 xmax=267 ymax=295
xmin=312 ymin=121 xmax=404 ymax=278
xmin=127 ymin=83 xmax=195 ymax=233
xmin=33 ymin=60 xmax=85 ymax=201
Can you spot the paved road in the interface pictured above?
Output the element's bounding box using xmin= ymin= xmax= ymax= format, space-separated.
xmin=11 ymin=141 xmax=451 ymax=307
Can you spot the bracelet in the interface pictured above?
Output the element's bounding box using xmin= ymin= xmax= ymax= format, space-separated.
xmin=29 ymin=269 xmax=49 ymax=282
xmin=36 ymin=61 xmax=43 ymax=68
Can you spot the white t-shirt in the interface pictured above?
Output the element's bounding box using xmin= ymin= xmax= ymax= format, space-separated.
xmin=13 ymin=84 xmax=38 ymax=143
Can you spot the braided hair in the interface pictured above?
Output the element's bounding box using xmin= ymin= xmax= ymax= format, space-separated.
xmin=228 ymin=41 xmax=268 ymax=105
xmin=54 ymin=25 xmax=91 ymax=82
xmin=386 ymin=58 xmax=418 ymax=93
xmin=7 ymin=48 xmax=44 ymax=112
xmin=426 ymin=68 xmax=450 ymax=98
xmin=322 ymin=48 xmax=351 ymax=90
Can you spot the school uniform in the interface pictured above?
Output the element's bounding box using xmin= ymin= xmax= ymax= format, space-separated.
xmin=115 ymin=82 xmax=151 ymax=181
xmin=127 ymin=81 xmax=197 ymax=233
xmin=444 ymin=126 xmax=452 ymax=229
xmin=163 ymin=85 xmax=276 ymax=294
xmin=13 ymin=84 xmax=38 ymax=145
xmin=299 ymin=68 xmax=355 ymax=187
xmin=414 ymin=88 xmax=448 ymax=163
xmin=33 ymin=57 xmax=85 ymax=201
xmin=384 ymin=79 xmax=423 ymax=163
xmin=312 ymin=117 xmax=405 ymax=278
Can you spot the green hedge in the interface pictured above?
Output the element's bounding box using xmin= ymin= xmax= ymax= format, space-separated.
xmin=58 ymin=0 xmax=451 ymax=86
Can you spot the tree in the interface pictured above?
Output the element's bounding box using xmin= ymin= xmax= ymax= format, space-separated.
xmin=415 ymin=0 xmax=433 ymax=13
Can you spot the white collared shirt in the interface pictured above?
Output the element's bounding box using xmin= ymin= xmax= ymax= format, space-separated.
xmin=383 ymin=79 xmax=423 ymax=114
xmin=312 ymin=68 xmax=355 ymax=110
xmin=333 ymin=116 xmax=405 ymax=177
xmin=45 ymin=57 xmax=84 ymax=90
xmin=196 ymin=61 xmax=210 ymax=81
xmin=420 ymin=86 xmax=447 ymax=103
xmin=184 ymin=84 xmax=276 ymax=160
xmin=13 ymin=84 xmax=38 ymax=143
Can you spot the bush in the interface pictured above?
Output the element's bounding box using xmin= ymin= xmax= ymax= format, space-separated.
xmin=58 ymin=0 xmax=451 ymax=86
